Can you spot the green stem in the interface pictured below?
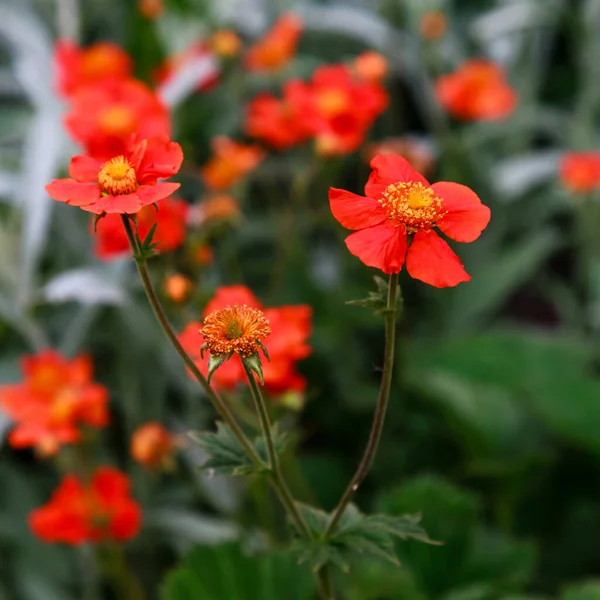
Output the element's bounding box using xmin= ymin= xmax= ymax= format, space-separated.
xmin=121 ymin=216 xmax=263 ymax=468
xmin=242 ymin=363 xmax=311 ymax=540
xmin=324 ymin=272 xmax=400 ymax=536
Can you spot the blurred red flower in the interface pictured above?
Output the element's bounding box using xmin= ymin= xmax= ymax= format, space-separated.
xmin=154 ymin=42 xmax=219 ymax=92
xmin=436 ymin=59 xmax=517 ymax=121
xmin=301 ymin=65 xmax=388 ymax=155
xmin=65 ymin=78 xmax=170 ymax=160
xmin=0 ymin=350 xmax=108 ymax=456
xmin=93 ymin=196 xmax=188 ymax=259
xmin=131 ymin=422 xmax=175 ymax=469
xmin=178 ymin=285 xmax=312 ymax=394
xmin=29 ymin=467 xmax=141 ymax=544
xmin=329 ymin=153 xmax=491 ymax=287
xmin=200 ymin=137 xmax=264 ymax=190
xmin=245 ymin=81 xmax=314 ymax=150
xmin=163 ymin=273 xmax=193 ymax=302
xmin=559 ymin=152 xmax=600 ymax=194
xmin=352 ymin=51 xmax=389 ymax=84
xmin=245 ymin=13 xmax=303 ymax=72
xmin=46 ymin=134 xmax=182 ymax=214
xmin=54 ymin=39 xmax=132 ymax=100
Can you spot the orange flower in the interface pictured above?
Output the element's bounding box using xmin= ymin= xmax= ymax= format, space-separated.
xmin=54 ymin=39 xmax=132 ymax=100
xmin=93 ymin=196 xmax=188 ymax=259
xmin=211 ymin=30 xmax=242 ymax=58
xmin=362 ymin=137 xmax=435 ymax=177
xmin=29 ymin=467 xmax=141 ymax=544
xmin=419 ymin=11 xmax=448 ymax=40
xmin=46 ymin=135 xmax=182 ymax=215
xmin=245 ymin=13 xmax=302 ymax=72
xmin=353 ymin=51 xmax=389 ymax=83
xmin=131 ymin=422 xmax=175 ymax=469
xmin=178 ymin=285 xmax=312 ymax=394
xmin=559 ymin=152 xmax=600 ymax=194
xmin=0 ymin=350 xmax=109 ymax=455
xmin=245 ymin=80 xmax=314 ymax=150
xmin=200 ymin=137 xmax=264 ymax=190
xmin=65 ymin=78 xmax=170 ymax=160
xmin=329 ymin=154 xmax=491 ymax=287
xmin=436 ymin=59 xmax=517 ymax=121
xmin=303 ymin=65 xmax=388 ymax=155
xmin=193 ymin=245 xmax=214 ymax=266
xmin=163 ymin=274 xmax=193 ymax=302
xmin=139 ymin=0 xmax=164 ymax=19
xmin=154 ymin=42 xmax=219 ymax=92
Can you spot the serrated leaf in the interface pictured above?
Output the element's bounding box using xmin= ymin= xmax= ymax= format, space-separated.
xmin=189 ymin=422 xmax=287 ymax=477
xmin=346 ymin=275 xmax=402 ymax=315
xmin=291 ymin=503 xmax=436 ymax=573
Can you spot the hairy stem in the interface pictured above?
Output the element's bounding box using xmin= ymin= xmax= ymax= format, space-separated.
xmin=325 ymin=272 xmax=400 ymax=536
xmin=121 ymin=216 xmax=263 ymax=467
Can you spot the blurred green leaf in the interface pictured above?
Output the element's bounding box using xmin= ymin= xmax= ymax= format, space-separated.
xmin=562 ymin=582 xmax=600 ymax=600
xmin=161 ymin=542 xmax=316 ymax=600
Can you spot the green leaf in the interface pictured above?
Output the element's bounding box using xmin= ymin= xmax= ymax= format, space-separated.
xmin=189 ymin=422 xmax=287 ymax=476
xmin=161 ymin=542 xmax=316 ymax=600
xmin=206 ymin=353 xmax=228 ymax=384
xmin=291 ymin=503 xmax=436 ymax=573
xmin=346 ymin=275 xmax=402 ymax=316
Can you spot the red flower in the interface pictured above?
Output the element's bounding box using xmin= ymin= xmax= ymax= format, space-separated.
xmin=131 ymin=422 xmax=175 ymax=469
xmin=301 ymin=65 xmax=388 ymax=155
xmin=352 ymin=51 xmax=389 ymax=83
xmin=65 ymin=78 xmax=170 ymax=160
xmin=45 ymin=135 xmax=183 ymax=215
xmin=436 ymin=59 xmax=517 ymax=121
xmin=245 ymin=81 xmax=313 ymax=150
xmin=93 ymin=196 xmax=188 ymax=259
xmin=29 ymin=467 xmax=141 ymax=544
xmin=559 ymin=152 xmax=600 ymax=194
xmin=0 ymin=350 xmax=108 ymax=456
xmin=54 ymin=39 xmax=132 ymax=100
xmin=245 ymin=13 xmax=303 ymax=72
xmin=178 ymin=285 xmax=312 ymax=394
xmin=200 ymin=137 xmax=264 ymax=190
xmin=329 ymin=154 xmax=491 ymax=287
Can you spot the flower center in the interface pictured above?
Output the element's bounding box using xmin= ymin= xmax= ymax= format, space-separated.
xmin=201 ymin=304 xmax=271 ymax=357
xmin=81 ymin=48 xmax=115 ymax=79
xmin=317 ymin=89 xmax=348 ymax=117
xmin=98 ymin=105 xmax=137 ymax=137
xmin=98 ymin=156 xmax=138 ymax=196
xmin=379 ymin=181 xmax=445 ymax=232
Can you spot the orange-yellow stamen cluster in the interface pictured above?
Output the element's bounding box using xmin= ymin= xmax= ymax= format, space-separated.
xmin=201 ymin=304 xmax=271 ymax=357
xmin=379 ymin=181 xmax=445 ymax=232
xmin=98 ymin=156 xmax=137 ymax=196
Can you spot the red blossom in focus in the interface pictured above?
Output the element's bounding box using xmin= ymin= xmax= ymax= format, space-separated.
xmin=29 ymin=467 xmax=141 ymax=544
xmin=54 ymin=39 xmax=132 ymax=100
xmin=436 ymin=59 xmax=517 ymax=121
xmin=178 ymin=285 xmax=312 ymax=394
xmin=245 ymin=80 xmax=313 ymax=150
xmin=45 ymin=134 xmax=183 ymax=215
xmin=329 ymin=154 xmax=491 ymax=287
xmin=0 ymin=350 xmax=109 ymax=456
xmin=131 ymin=422 xmax=175 ymax=469
xmin=154 ymin=42 xmax=219 ymax=92
xmin=200 ymin=137 xmax=264 ymax=190
xmin=302 ymin=65 xmax=388 ymax=155
xmin=65 ymin=78 xmax=170 ymax=160
xmin=93 ymin=196 xmax=188 ymax=259
xmin=245 ymin=13 xmax=303 ymax=72
xmin=559 ymin=152 xmax=600 ymax=194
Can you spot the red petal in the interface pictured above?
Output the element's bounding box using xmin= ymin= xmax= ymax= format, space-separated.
xmin=433 ymin=182 xmax=491 ymax=242
xmin=45 ymin=179 xmax=100 ymax=206
xmin=137 ymin=182 xmax=181 ymax=207
xmin=345 ymin=223 xmax=407 ymax=274
xmin=406 ymin=230 xmax=470 ymax=287
xmin=133 ymin=135 xmax=184 ymax=183
xmin=79 ymin=192 xmax=141 ymax=214
xmin=328 ymin=187 xmax=387 ymax=230
xmin=365 ymin=153 xmax=429 ymax=198
xmin=68 ymin=156 xmax=102 ymax=182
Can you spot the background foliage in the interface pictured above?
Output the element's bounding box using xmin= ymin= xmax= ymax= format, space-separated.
xmin=1 ymin=0 xmax=600 ymax=598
